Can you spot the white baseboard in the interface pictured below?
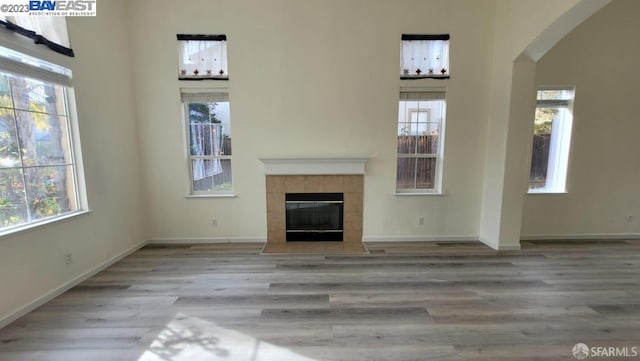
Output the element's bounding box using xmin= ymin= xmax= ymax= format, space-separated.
xmin=148 ymin=237 xmax=266 ymax=244
xmin=363 ymin=235 xmax=479 ymax=243
xmin=478 ymin=237 xmax=521 ymax=251
xmin=499 ymin=245 xmax=522 ymax=250
xmin=478 ymin=236 xmax=497 ymax=250
xmin=0 ymin=240 xmax=147 ymax=330
xmin=521 ymin=233 xmax=640 ymax=241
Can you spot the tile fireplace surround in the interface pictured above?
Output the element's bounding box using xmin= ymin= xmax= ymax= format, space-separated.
xmin=261 ymin=159 xmax=368 ymax=254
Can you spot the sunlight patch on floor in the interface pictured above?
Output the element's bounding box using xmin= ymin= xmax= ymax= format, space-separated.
xmin=138 ymin=313 xmax=319 ymax=361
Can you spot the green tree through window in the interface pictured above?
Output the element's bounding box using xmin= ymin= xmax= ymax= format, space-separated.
xmin=0 ymin=71 xmax=78 ymax=229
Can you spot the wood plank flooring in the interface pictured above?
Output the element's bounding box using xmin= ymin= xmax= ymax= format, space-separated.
xmin=1 ymin=240 xmax=639 ymax=360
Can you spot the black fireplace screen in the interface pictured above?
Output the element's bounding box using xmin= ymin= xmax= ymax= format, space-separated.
xmin=285 ymin=193 xmax=343 ymax=242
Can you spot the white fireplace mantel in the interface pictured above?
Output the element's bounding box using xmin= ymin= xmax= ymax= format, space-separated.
xmin=260 ymin=158 xmax=368 ymax=175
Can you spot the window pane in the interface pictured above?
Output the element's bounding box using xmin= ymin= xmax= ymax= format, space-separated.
xmin=397 ymin=135 xmax=416 ymax=154
xmin=189 ymin=122 xmax=215 ymax=156
xmin=10 ymin=77 xmax=66 ymax=116
xmin=529 ymin=88 xmax=574 ymax=192
xmin=186 ymin=97 xmax=232 ymax=194
xmin=411 ymin=122 xmax=421 ymax=135
xmin=401 ymin=39 xmax=449 ymax=77
xmin=396 ymin=158 xmax=416 ymax=189
xmin=24 ymin=165 xmax=76 ymax=221
xmin=411 ymin=111 xmax=429 ymax=123
xmin=0 ymin=168 xmax=28 ymax=227
xmin=213 ymin=159 xmax=232 ymax=191
xmin=188 ymin=102 xmax=231 ymax=157
xmin=416 ymin=134 xmax=439 ymax=154
xmin=178 ymin=39 xmax=228 ymax=79
xmin=0 ymin=108 xmax=21 ymax=169
xmin=15 ymin=111 xmax=71 ymax=167
xmin=537 ymin=89 xmax=573 ymax=101
xmin=529 ymin=134 xmax=550 ymax=188
xmin=530 ymin=106 xmax=556 ymax=188
xmin=192 ymin=159 xmax=216 ymax=181
xmin=188 ymin=103 xmax=210 ymax=123
xmin=0 ymin=47 xmax=82 ymax=233
xmin=192 ymin=159 xmax=213 ymax=191
xmin=221 ymin=132 xmax=232 ymax=156
xmin=191 ymin=159 xmax=232 ymax=192
xmin=397 ymin=97 xmax=445 ymax=191
xmin=416 ymin=158 xmax=436 ymax=189
xmin=533 ymin=107 xmax=556 ymax=136
xmin=398 ymin=122 xmax=410 ymax=136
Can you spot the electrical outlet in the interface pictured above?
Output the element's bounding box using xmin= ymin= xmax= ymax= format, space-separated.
xmin=418 ymin=216 xmax=424 ymax=225
xmin=63 ymin=253 xmax=72 ymax=265
xmin=628 ymin=215 xmax=633 ymax=223
xmin=211 ymin=219 xmax=218 ymax=227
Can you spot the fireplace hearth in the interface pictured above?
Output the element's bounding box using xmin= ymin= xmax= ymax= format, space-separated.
xmin=286 ymin=193 xmax=344 ymax=242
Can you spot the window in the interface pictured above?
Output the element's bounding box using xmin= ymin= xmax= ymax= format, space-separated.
xmin=0 ymin=46 xmax=84 ymax=233
xmin=0 ymin=16 xmax=74 ymax=57
xmin=396 ymin=89 xmax=446 ymax=193
xmin=182 ymin=90 xmax=232 ymax=194
xmin=528 ymin=87 xmax=574 ymax=193
xmin=177 ymin=34 xmax=228 ymax=80
xmin=400 ymin=34 xmax=450 ymax=79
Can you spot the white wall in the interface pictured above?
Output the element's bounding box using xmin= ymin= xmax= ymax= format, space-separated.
xmin=128 ymin=0 xmax=496 ymax=242
xmin=0 ymin=0 xmax=147 ymax=326
xmin=479 ymin=0 xmax=610 ymax=249
xmin=522 ymin=0 xmax=640 ymax=238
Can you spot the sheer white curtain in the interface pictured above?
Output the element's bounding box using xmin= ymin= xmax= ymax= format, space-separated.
xmin=178 ymin=35 xmax=228 ymax=79
xmin=190 ymin=122 xmax=222 ymax=180
xmin=400 ymin=34 xmax=449 ymax=77
xmin=190 ymin=123 xmax=207 ymax=181
xmin=182 ymin=91 xmax=229 ymax=182
xmin=0 ymin=16 xmax=73 ymax=56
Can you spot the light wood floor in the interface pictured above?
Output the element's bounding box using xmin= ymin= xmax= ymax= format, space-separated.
xmin=1 ymin=240 xmax=639 ymax=361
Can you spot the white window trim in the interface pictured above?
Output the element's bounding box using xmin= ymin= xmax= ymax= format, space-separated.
xmin=185 ymin=194 xmax=237 ymax=199
xmin=181 ymin=88 xmax=234 ymax=196
xmin=0 ymin=210 xmax=91 ymax=238
xmin=396 ymin=88 xmax=446 ymax=195
xmin=0 ymin=47 xmax=88 ymax=236
xmin=394 ymin=191 xmax=445 ymax=197
xmin=527 ymin=87 xmax=574 ymax=194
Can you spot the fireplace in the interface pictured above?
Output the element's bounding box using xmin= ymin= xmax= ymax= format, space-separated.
xmin=286 ymin=193 xmax=344 ymax=242
xmin=260 ymin=158 xmax=368 ymax=253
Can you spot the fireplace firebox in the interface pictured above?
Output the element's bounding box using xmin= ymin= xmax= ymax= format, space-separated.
xmin=285 ymin=193 xmax=344 ymax=242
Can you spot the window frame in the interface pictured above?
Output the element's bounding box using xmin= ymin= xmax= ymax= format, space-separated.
xmin=395 ymin=88 xmax=447 ymax=195
xmin=527 ymin=86 xmax=575 ymax=194
xmin=181 ymin=88 xmax=234 ymax=197
xmin=0 ymin=46 xmax=88 ymax=236
xmin=177 ymin=34 xmax=228 ymax=81
xmin=400 ymin=34 xmax=450 ymax=80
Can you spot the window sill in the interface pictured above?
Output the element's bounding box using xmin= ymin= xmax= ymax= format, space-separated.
xmin=185 ymin=193 xmax=237 ymax=199
xmin=0 ymin=210 xmax=93 ymax=239
xmin=527 ymin=189 xmax=568 ymax=195
xmin=178 ymin=76 xmax=229 ymax=81
xmin=401 ymin=75 xmax=450 ymax=80
xmin=394 ymin=192 xmax=445 ymax=197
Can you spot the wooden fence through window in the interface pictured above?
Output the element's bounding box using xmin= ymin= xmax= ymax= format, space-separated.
xmin=530 ymin=134 xmax=551 ymax=187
